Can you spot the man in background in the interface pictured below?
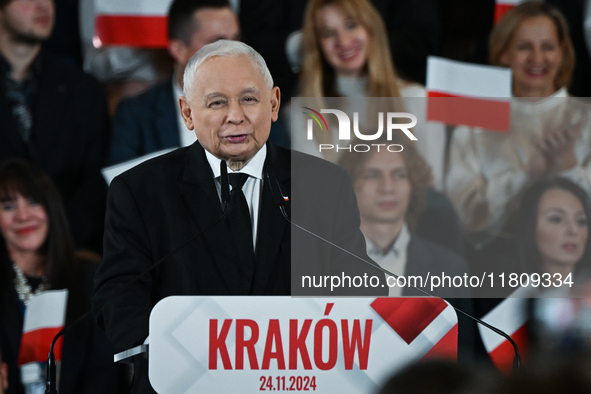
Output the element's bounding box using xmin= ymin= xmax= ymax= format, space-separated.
xmin=339 ymin=135 xmax=475 ymax=358
xmin=338 ymin=135 xmax=469 ymax=297
xmin=107 ymin=0 xmax=240 ymax=165
xmin=0 ymin=0 xmax=109 ymax=253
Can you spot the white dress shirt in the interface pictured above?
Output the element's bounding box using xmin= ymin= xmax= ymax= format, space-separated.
xmin=204 ymin=145 xmax=267 ymax=250
xmin=364 ymin=224 xmax=411 ymax=297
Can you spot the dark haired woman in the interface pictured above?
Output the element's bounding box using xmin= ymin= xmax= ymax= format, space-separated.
xmin=0 ymin=159 xmax=127 ymax=394
xmin=516 ymin=178 xmax=590 ymax=282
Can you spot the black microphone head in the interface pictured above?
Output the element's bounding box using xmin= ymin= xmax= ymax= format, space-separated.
xmin=220 ymin=160 xmax=231 ymax=204
xmin=45 ymin=351 xmax=57 ymax=394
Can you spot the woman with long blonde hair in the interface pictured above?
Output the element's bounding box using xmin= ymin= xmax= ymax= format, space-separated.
xmin=293 ymin=0 xmax=445 ymax=188
xmin=298 ymin=0 xmax=402 ymax=98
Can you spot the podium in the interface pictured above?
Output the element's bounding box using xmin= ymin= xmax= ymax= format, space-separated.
xmin=117 ymin=296 xmax=458 ymax=393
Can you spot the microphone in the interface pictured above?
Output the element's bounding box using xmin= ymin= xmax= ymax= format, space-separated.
xmin=220 ymin=160 xmax=231 ymax=207
xmin=266 ymin=171 xmax=521 ymax=374
xmin=45 ymin=351 xmax=57 ymax=394
xmin=45 ymin=168 xmax=232 ymax=393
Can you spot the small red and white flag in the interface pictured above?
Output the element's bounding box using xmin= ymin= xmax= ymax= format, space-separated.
xmin=478 ymin=293 xmax=528 ymax=373
xmin=95 ymin=0 xmax=172 ymax=48
xmin=426 ymin=56 xmax=512 ymax=132
xmin=494 ymin=0 xmax=525 ymax=25
xmin=18 ymin=290 xmax=68 ymax=366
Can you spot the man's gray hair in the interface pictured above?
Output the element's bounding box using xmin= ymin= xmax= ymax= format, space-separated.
xmin=183 ymin=40 xmax=274 ymax=97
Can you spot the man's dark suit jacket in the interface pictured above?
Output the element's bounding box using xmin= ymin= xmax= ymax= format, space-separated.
xmin=107 ymin=79 xmax=179 ymax=166
xmin=403 ymin=236 xmax=469 ymax=298
xmin=0 ymin=50 xmax=108 ymax=253
xmin=93 ymin=141 xmax=384 ymax=393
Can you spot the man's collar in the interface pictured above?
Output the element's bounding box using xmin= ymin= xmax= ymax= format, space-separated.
xmin=0 ymin=49 xmax=43 ymax=79
xmin=365 ymin=223 xmax=410 ymax=258
xmin=205 ymin=144 xmax=267 ymax=180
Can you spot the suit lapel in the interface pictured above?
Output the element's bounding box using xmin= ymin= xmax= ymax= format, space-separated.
xmin=180 ymin=143 xmax=243 ymax=294
xmin=252 ymin=144 xmax=290 ymax=293
xmin=403 ymin=237 xmax=432 ymax=296
xmin=179 ymin=143 xmax=291 ymax=294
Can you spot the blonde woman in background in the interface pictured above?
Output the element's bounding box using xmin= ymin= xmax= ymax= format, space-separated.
xmin=292 ymin=0 xmax=446 ymax=189
xmin=446 ymin=1 xmax=591 ymax=247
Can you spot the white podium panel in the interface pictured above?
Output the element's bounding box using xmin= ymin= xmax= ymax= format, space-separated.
xmin=149 ymin=296 xmax=457 ymax=394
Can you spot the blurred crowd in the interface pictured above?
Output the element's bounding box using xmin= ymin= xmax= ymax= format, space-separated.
xmin=3 ymin=0 xmax=591 ymax=393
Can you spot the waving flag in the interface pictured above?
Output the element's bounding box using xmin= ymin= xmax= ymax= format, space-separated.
xmin=426 ymin=56 xmax=512 ymax=132
xmin=95 ymin=0 xmax=172 ymax=47
xmin=494 ymin=0 xmax=525 ymax=25
xmin=18 ymin=290 xmax=68 ymax=366
xmin=478 ymin=293 xmax=528 ymax=373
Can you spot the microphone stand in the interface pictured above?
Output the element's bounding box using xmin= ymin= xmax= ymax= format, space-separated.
xmin=266 ymin=172 xmax=522 ymax=374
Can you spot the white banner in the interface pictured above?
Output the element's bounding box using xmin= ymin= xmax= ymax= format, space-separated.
xmin=148 ymin=296 xmax=458 ymax=394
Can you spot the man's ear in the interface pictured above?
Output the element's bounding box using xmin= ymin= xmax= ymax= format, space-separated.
xmin=270 ymin=86 xmax=281 ymax=122
xmin=179 ymin=96 xmax=195 ymax=130
xmin=168 ymin=39 xmax=188 ymax=65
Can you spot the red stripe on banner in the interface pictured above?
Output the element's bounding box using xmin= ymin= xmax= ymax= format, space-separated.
xmin=18 ymin=327 xmax=64 ymax=365
xmin=95 ymin=15 xmax=168 ymax=48
xmin=494 ymin=4 xmax=516 ymax=25
xmin=427 ymin=91 xmax=511 ymax=132
xmin=371 ymin=298 xmax=447 ymax=344
xmin=421 ymin=323 xmax=458 ymax=360
xmin=489 ymin=322 xmax=529 ymax=373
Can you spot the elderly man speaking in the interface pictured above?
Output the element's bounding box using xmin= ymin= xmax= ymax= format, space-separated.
xmin=93 ymin=40 xmax=383 ymax=393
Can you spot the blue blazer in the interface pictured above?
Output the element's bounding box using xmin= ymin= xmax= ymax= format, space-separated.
xmin=107 ymin=78 xmax=180 ymax=166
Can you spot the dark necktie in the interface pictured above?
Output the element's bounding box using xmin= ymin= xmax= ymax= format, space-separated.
xmin=227 ymin=173 xmax=255 ymax=289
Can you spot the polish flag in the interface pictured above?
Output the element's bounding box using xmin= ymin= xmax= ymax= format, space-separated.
xmin=494 ymin=0 xmax=525 ymax=25
xmin=426 ymin=56 xmax=512 ymax=132
xmin=478 ymin=293 xmax=528 ymax=373
xmin=18 ymin=290 xmax=68 ymax=366
xmin=95 ymin=0 xmax=172 ymax=48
